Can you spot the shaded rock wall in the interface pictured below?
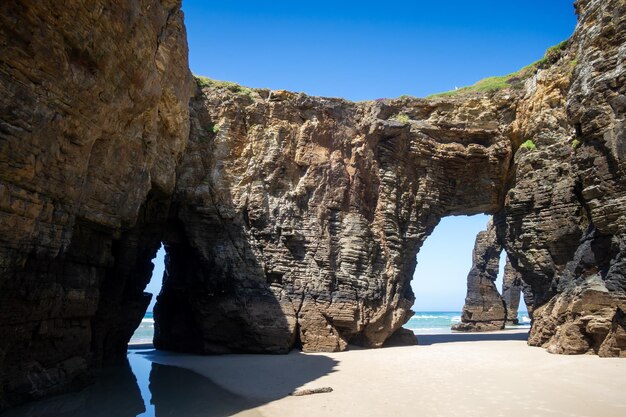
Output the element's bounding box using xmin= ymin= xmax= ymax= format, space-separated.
xmin=502 ymin=257 xmax=523 ymax=324
xmin=155 ymin=87 xmax=515 ymax=353
xmin=0 ymin=0 xmax=193 ymax=409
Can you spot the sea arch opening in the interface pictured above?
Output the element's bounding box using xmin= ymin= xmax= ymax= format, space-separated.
xmin=409 ymin=214 xmax=530 ymax=339
xmin=129 ymin=244 xmax=166 ymax=346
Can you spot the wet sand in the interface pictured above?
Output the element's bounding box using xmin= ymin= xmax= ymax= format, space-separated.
xmin=143 ymin=329 xmax=626 ymax=417
xmin=3 ymin=351 xmax=263 ymax=417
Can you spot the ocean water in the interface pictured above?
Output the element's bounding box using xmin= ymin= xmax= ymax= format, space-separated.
xmin=129 ymin=311 xmax=531 ymax=344
xmin=131 ymin=311 xmax=155 ymax=344
xmin=405 ymin=311 xmax=531 ymax=334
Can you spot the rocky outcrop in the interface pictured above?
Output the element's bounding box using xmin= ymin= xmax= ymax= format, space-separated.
xmin=0 ymin=0 xmax=625 ymax=410
xmin=154 ymin=85 xmax=515 ymax=353
xmin=452 ymin=220 xmax=507 ymax=331
xmin=454 ymin=236 xmax=529 ymax=330
xmin=495 ymin=0 xmax=626 ymax=356
xmin=521 ymin=281 xmax=535 ymax=319
xmin=502 ymin=257 xmax=523 ymax=325
xmin=0 ymin=0 xmax=193 ymax=409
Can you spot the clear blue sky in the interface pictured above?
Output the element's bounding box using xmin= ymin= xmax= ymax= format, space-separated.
xmin=412 ymin=215 xmax=508 ymax=311
xmin=146 ymin=1 xmax=576 ymax=310
xmin=182 ymin=0 xmax=577 ymax=100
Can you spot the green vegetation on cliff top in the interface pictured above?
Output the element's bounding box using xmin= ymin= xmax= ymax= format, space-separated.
xmin=195 ymin=75 xmax=255 ymax=97
xmin=427 ymin=39 xmax=569 ymax=98
xmin=194 ymin=39 xmax=570 ymax=103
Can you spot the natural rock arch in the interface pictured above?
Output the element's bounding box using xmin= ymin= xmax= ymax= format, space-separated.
xmin=156 ymin=85 xmax=514 ymax=354
xmin=0 ymin=0 xmax=625 ymax=410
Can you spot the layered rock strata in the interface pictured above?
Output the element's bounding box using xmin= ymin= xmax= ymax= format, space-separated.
xmin=453 ymin=231 xmax=529 ymax=331
xmin=155 ymin=85 xmax=515 ymax=353
xmin=452 ymin=220 xmax=507 ymax=331
xmin=495 ymin=0 xmax=626 ymax=356
xmin=502 ymin=258 xmax=523 ymax=325
xmin=0 ymin=0 xmax=193 ymax=409
xmin=0 ymin=0 xmax=625 ymax=410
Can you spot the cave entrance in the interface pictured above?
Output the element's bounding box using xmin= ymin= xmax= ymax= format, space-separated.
xmin=409 ymin=214 xmax=530 ymax=336
xmin=130 ymin=243 xmax=166 ymax=346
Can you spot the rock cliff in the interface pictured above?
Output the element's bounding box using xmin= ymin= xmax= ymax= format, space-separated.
xmin=0 ymin=0 xmax=624 ymax=410
xmin=0 ymin=0 xmax=193 ymax=409
xmin=502 ymin=257 xmax=524 ymax=325
xmin=453 ymin=227 xmax=529 ymax=330
xmin=495 ymin=0 xmax=626 ymax=356
xmin=452 ymin=220 xmax=508 ymax=331
xmin=155 ymin=82 xmax=514 ymax=353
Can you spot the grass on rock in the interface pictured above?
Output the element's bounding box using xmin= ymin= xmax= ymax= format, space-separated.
xmin=520 ymin=139 xmax=537 ymax=151
xmin=428 ymin=40 xmax=569 ymax=98
xmin=195 ymin=75 xmax=255 ymax=97
xmin=391 ymin=114 xmax=411 ymax=124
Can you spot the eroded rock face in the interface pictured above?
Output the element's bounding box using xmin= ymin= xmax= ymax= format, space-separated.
xmin=495 ymin=0 xmax=626 ymax=356
xmin=452 ymin=220 xmax=507 ymax=331
xmin=502 ymin=257 xmax=523 ymax=325
xmin=0 ymin=0 xmax=193 ymax=409
xmin=0 ymin=0 xmax=625 ymax=410
xmin=154 ymin=87 xmax=514 ymax=353
xmin=454 ymin=233 xmax=529 ymax=330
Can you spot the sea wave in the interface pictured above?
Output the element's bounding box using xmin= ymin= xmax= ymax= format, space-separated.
xmin=520 ymin=316 xmax=531 ymax=324
xmin=450 ymin=316 xmax=461 ymax=323
xmin=408 ymin=327 xmax=449 ymax=331
xmin=408 ymin=327 xmax=452 ymax=334
xmin=140 ymin=318 xmax=154 ymax=324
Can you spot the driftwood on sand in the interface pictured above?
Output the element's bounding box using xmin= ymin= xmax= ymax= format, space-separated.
xmin=289 ymin=387 xmax=334 ymax=396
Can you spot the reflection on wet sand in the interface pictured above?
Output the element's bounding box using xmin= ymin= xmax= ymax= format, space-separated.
xmin=3 ymin=352 xmax=262 ymax=417
xmin=148 ymin=356 xmax=261 ymax=417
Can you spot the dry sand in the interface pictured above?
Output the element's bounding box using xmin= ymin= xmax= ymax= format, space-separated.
xmin=140 ymin=330 xmax=626 ymax=417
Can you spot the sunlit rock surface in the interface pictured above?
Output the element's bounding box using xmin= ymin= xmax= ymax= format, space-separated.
xmin=495 ymin=0 xmax=626 ymax=357
xmin=157 ymin=82 xmax=514 ymax=355
xmin=452 ymin=220 xmax=507 ymax=331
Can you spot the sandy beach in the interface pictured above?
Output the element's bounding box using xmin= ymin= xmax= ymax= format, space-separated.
xmin=137 ymin=330 xmax=626 ymax=417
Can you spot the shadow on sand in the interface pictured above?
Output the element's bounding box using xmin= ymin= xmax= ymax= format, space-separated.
xmin=417 ymin=330 xmax=529 ymax=346
xmin=4 ymin=349 xmax=337 ymax=417
xmin=138 ymin=348 xmax=339 ymax=402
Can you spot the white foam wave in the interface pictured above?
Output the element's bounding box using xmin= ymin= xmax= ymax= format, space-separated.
xmin=520 ymin=316 xmax=531 ymax=324
xmin=408 ymin=327 xmax=453 ymax=334
xmin=141 ymin=318 xmax=154 ymax=324
xmin=132 ymin=337 xmax=152 ymax=342
xmin=408 ymin=327 xmax=449 ymax=331
xmin=450 ymin=316 xmax=461 ymax=323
